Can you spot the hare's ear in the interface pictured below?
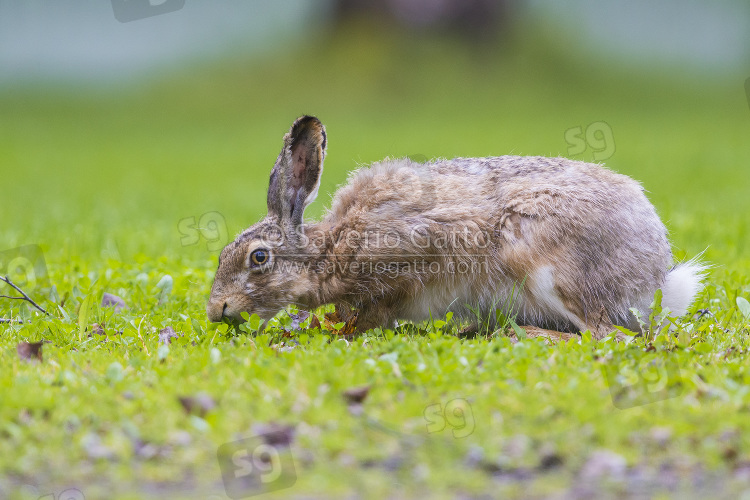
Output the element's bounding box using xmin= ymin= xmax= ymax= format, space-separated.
xmin=267 ymin=115 xmax=327 ymax=227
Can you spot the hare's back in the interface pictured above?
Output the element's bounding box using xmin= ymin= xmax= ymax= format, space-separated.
xmin=327 ymin=155 xmax=644 ymax=224
xmin=435 ymin=156 xmax=641 ymax=195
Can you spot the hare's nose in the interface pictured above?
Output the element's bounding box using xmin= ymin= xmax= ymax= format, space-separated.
xmin=206 ymin=299 xmax=227 ymax=323
xmin=221 ymin=303 xmax=240 ymax=322
xmin=220 ymin=303 xmax=244 ymax=325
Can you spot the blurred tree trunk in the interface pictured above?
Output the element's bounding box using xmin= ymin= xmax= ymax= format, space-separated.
xmin=331 ymin=0 xmax=516 ymax=42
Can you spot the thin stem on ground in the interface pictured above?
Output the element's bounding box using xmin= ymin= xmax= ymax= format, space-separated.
xmin=0 ymin=275 xmax=49 ymax=323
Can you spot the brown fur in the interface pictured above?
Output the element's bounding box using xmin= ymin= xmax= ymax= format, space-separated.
xmin=207 ymin=116 xmax=706 ymax=340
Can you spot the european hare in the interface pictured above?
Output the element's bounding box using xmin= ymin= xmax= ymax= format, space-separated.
xmin=207 ymin=116 xmax=705 ymax=339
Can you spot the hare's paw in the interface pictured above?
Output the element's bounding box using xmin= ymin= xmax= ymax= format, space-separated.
xmin=354 ymin=307 xmax=397 ymax=334
xmin=518 ymin=326 xmax=579 ymax=343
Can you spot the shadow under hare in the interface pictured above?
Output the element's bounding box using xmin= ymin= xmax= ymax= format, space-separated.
xmin=207 ymin=115 xmax=706 ymax=340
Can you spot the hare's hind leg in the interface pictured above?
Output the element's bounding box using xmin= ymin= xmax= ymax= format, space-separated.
xmin=557 ymin=293 xmax=626 ymax=341
xmin=575 ymin=306 xmax=624 ymax=341
xmin=552 ymin=292 xmax=624 ymax=341
xmin=525 ymin=265 xmax=624 ymax=341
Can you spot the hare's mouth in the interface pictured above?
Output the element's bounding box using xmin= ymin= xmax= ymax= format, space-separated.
xmin=225 ymin=305 xmax=279 ymax=324
xmin=220 ymin=314 xmax=242 ymax=327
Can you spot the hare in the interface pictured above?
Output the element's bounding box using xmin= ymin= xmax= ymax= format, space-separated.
xmin=206 ymin=115 xmax=706 ymax=340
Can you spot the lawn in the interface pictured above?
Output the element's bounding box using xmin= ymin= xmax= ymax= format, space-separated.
xmin=1 ymin=21 xmax=750 ymax=499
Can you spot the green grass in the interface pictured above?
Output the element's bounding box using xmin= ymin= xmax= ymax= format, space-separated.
xmin=2 ymin=21 xmax=750 ymax=499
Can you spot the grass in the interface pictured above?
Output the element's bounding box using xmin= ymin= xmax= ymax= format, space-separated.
xmin=2 ymin=20 xmax=750 ymax=499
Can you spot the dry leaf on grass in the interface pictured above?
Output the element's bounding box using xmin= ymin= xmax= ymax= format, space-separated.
xmin=178 ymin=392 xmax=217 ymax=417
xmin=309 ymin=315 xmax=322 ymax=330
xmin=342 ymin=384 xmax=371 ymax=416
xmin=324 ymin=304 xmax=358 ymax=335
xmin=510 ymin=326 xmax=578 ymax=344
xmin=17 ymin=341 xmax=43 ymax=362
xmin=342 ymin=385 xmax=371 ymax=405
xmin=253 ymin=422 xmax=296 ymax=447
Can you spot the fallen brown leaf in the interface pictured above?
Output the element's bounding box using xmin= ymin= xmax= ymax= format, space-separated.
xmin=324 ymin=310 xmax=341 ymax=325
xmin=324 ymin=304 xmax=358 ymax=335
xmin=17 ymin=341 xmax=43 ymax=362
xmin=342 ymin=385 xmax=371 ymax=405
xmin=342 ymin=384 xmax=371 ymax=416
xmin=511 ymin=326 xmax=578 ymax=344
xmin=309 ymin=315 xmax=322 ymax=330
xmin=178 ymin=392 xmax=217 ymax=417
xmin=253 ymin=422 xmax=296 ymax=447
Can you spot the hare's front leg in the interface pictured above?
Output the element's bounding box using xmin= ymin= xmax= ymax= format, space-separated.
xmin=353 ymin=304 xmax=398 ymax=334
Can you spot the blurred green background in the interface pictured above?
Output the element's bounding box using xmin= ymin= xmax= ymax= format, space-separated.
xmin=1 ymin=0 xmax=748 ymax=276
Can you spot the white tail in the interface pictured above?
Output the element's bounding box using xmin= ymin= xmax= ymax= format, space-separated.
xmin=661 ymin=257 xmax=709 ymax=316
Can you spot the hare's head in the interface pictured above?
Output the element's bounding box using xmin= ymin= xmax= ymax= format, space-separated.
xmin=206 ymin=116 xmax=327 ymax=324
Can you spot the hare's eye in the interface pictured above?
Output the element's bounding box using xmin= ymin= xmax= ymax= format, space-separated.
xmin=250 ymin=249 xmax=269 ymax=267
